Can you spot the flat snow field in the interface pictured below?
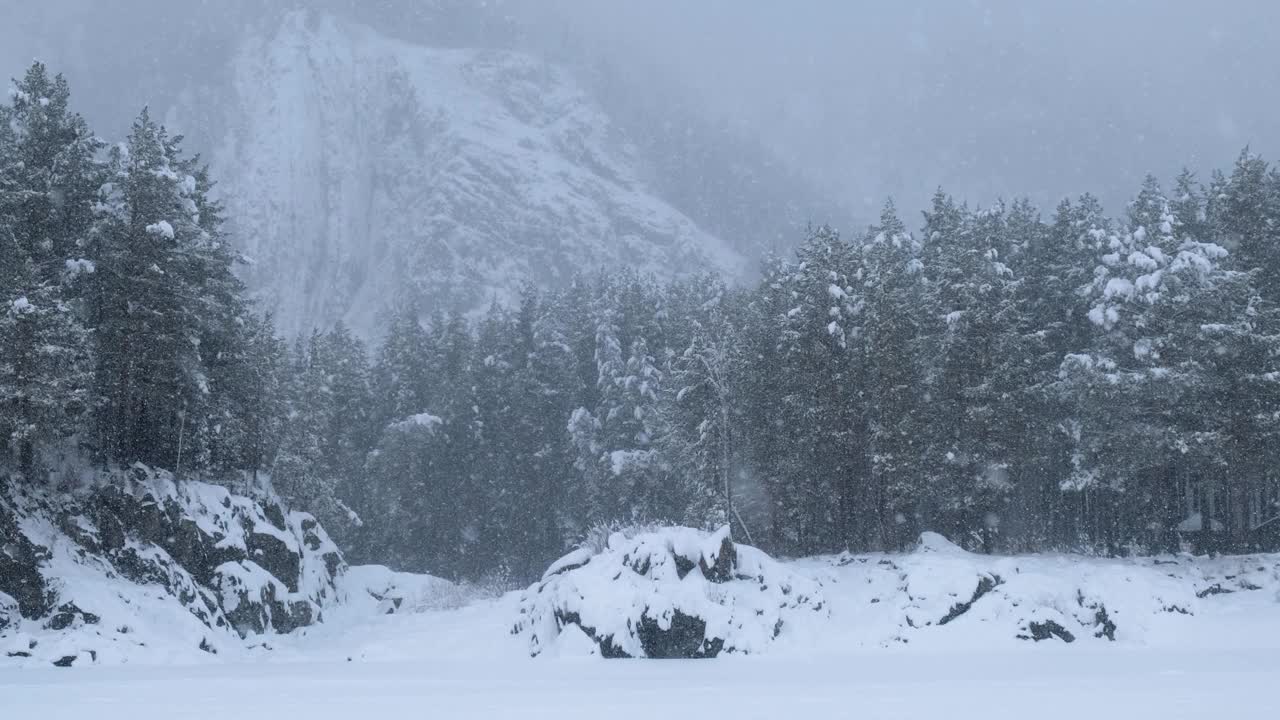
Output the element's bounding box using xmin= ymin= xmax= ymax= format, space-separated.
xmin=3 ymin=649 xmax=1278 ymax=719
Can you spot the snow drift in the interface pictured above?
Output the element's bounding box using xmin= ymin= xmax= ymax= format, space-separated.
xmin=0 ymin=466 xmax=344 ymax=666
xmin=512 ymin=526 xmax=827 ymax=658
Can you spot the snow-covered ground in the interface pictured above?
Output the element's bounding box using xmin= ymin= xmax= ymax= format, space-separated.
xmin=5 ymin=532 xmax=1280 ymax=717
xmin=4 ymin=647 xmax=1277 ymax=719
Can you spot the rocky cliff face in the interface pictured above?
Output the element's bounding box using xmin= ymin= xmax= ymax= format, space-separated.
xmin=203 ymin=12 xmax=744 ymax=337
xmin=0 ymin=466 xmax=343 ymax=666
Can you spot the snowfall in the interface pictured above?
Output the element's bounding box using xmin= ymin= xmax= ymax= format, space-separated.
xmin=5 ymin=529 xmax=1280 ymax=719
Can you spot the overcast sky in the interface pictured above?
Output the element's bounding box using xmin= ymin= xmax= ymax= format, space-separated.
xmin=3 ymin=0 xmax=1278 ymax=221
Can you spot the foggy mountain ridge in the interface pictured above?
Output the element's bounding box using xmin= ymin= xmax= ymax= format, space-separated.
xmin=181 ymin=10 xmax=769 ymax=337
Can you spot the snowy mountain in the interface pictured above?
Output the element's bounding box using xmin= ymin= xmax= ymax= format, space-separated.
xmin=203 ymin=12 xmax=745 ymax=337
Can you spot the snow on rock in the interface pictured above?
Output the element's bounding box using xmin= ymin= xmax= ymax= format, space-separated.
xmin=541 ymin=547 xmax=593 ymax=581
xmin=513 ymin=526 xmax=827 ymax=658
xmin=783 ymin=532 xmax=1280 ymax=652
xmin=544 ymin=623 xmax=601 ymax=658
xmin=915 ymin=531 xmax=967 ymax=555
xmin=0 ymin=465 xmax=345 ymax=667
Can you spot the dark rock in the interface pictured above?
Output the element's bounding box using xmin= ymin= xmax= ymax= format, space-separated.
xmin=223 ymin=596 xmax=267 ymax=638
xmin=301 ymin=517 xmax=323 ymax=551
xmin=1092 ymin=605 xmax=1116 ymax=641
xmin=637 ymin=610 xmax=724 ymax=658
xmin=96 ymin=510 xmax=127 ymax=551
xmin=89 ymin=483 xmax=245 ymax=588
xmin=262 ymin=503 xmax=288 ymax=532
xmin=57 ymin=513 xmax=100 ymax=552
xmin=672 ymin=553 xmax=696 ymax=579
xmin=938 ymin=574 xmax=1002 ymax=626
xmin=246 ymin=531 xmax=301 ymax=592
xmin=52 ymin=655 xmax=78 ymax=667
xmin=114 ymin=546 xmax=174 ymax=587
xmin=270 ymin=599 xmax=314 ymax=634
xmin=699 ymin=534 xmax=737 ymax=583
xmin=1196 ymin=584 xmax=1232 ymax=598
xmin=323 ymin=551 xmax=343 ymax=578
xmin=1019 ymin=620 xmax=1076 ymax=642
xmin=555 ymin=607 xmax=730 ymax=659
xmin=0 ymin=494 xmax=54 ymax=619
xmin=44 ymin=602 xmax=99 ymax=630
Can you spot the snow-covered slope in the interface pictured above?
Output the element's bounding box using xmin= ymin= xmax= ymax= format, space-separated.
xmin=207 ymin=12 xmax=744 ymax=337
xmin=0 ymin=467 xmax=344 ymax=666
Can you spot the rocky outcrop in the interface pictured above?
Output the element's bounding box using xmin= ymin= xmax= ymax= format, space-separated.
xmin=0 ymin=465 xmax=345 ymax=666
xmin=0 ymin=488 xmax=53 ymax=621
xmin=513 ymin=526 xmax=826 ymax=658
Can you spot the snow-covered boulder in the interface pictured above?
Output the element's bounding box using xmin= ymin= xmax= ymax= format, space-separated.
xmin=803 ymin=532 xmax=1280 ymax=649
xmin=513 ymin=526 xmax=826 ymax=658
xmin=0 ymin=465 xmax=346 ymax=666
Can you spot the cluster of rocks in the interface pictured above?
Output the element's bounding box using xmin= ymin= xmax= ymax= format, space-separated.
xmin=1 ymin=465 xmax=345 ymax=666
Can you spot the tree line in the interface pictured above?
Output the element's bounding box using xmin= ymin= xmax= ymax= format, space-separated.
xmin=5 ymin=64 xmax=1280 ymax=585
xmin=1 ymin=63 xmax=282 ymax=486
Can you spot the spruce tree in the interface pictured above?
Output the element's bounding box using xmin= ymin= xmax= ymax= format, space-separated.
xmin=88 ymin=109 xmax=231 ymax=471
xmin=859 ymin=201 xmax=927 ymax=548
xmin=0 ymin=63 xmax=100 ymax=477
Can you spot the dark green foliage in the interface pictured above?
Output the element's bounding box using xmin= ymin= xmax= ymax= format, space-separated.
xmin=7 ymin=62 xmax=1280 ymax=587
xmin=0 ymin=65 xmax=293 ymax=490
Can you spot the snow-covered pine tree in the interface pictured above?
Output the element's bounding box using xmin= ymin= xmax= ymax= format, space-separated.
xmin=88 ymin=109 xmax=228 ymax=471
xmin=0 ymin=63 xmax=100 ymax=477
xmin=502 ymin=286 xmax=585 ymax=578
xmin=223 ymin=311 xmax=288 ymax=479
xmin=274 ymin=331 xmax=340 ymax=527
xmin=273 ymin=323 xmax=374 ymax=544
xmin=1211 ymin=150 xmax=1280 ymax=303
xmin=767 ymin=225 xmax=863 ymax=554
xmin=1059 ymin=174 xmax=1276 ymax=552
xmin=858 ymin=200 xmax=927 ymax=549
xmin=582 ymin=324 xmax=673 ymax=526
xmin=1017 ymin=195 xmax=1106 ymax=547
xmin=917 ymin=194 xmax=1023 ymax=550
xmin=662 ymin=274 xmax=746 ymax=535
xmin=425 ymin=311 xmax=489 ymax=578
xmin=736 ymin=254 xmax=793 ymax=548
xmin=371 ymin=300 xmax=433 ymax=429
